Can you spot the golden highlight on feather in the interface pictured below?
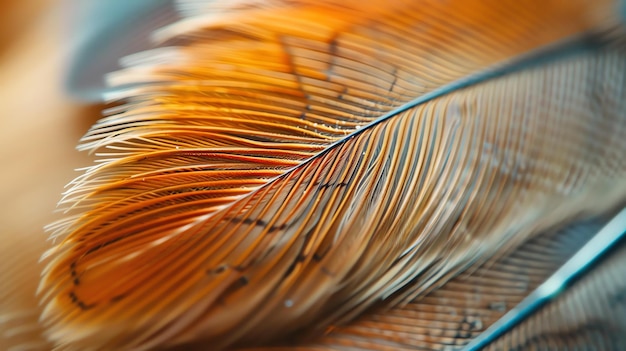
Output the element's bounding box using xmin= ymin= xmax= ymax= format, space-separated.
xmin=36 ymin=0 xmax=626 ymax=350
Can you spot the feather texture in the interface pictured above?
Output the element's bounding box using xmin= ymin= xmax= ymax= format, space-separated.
xmin=484 ymin=229 xmax=626 ymax=350
xmin=35 ymin=0 xmax=626 ymax=350
xmin=236 ymin=216 xmax=614 ymax=351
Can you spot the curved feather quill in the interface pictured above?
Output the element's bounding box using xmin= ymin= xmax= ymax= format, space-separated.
xmin=481 ymin=215 xmax=626 ymax=351
xmin=463 ymin=208 xmax=626 ymax=351
xmin=38 ymin=0 xmax=626 ymax=350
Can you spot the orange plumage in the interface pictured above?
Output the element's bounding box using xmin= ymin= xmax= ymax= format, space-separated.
xmin=4 ymin=0 xmax=626 ymax=350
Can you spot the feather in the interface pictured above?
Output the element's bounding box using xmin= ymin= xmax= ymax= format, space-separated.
xmin=34 ymin=0 xmax=626 ymax=350
xmin=235 ymin=213 xmax=619 ymax=351
xmin=462 ymin=208 xmax=626 ymax=351
xmin=478 ymin=210 xmax=626 ymax=351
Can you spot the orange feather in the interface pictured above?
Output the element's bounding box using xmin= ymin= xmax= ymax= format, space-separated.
xmin=17 ymin=0 xmax=626 ymax=350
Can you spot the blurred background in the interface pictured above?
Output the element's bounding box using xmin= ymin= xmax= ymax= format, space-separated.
xmin=0 ymin=2 xmax=99 ymax=349
xmin=0 ymin=0 xmax=177 ymax=236
xmin=0 ymin=1 xmax=179 ymax=347
xmin=0 ymin=0 xmax=96 ymax=236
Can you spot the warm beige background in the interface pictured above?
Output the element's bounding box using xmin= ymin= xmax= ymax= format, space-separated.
xmin=0 ymin=2 xmax=101 ymax=349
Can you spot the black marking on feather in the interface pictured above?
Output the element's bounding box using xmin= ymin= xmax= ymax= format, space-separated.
xmin=284 ymin=260 xmax=298 ymax=277
xmin=453 ymin=315 xmax=483 ymax=340
xmin=309 ymin=231 xmax=338 ymax=263
xmin=217 ymin=275 xmax=253 ymax=302
xmin=70 ymin=261 xmax=80 ymax=286
xmin=326 ymin=35 xmax=339 ymax=81
xmin=269 ymin=222 xmax=288 ymax=232
xmin=225 ymin=180 xmax=349 ymax=232
xmin=278 ymin=35 xmax=309 ymax=116
xmin=236 ymin=217 xmax=288 ymax=232
xmin=84 ymin=236 xmax=126 ymax=256
xmin=337 ymin=87 xmax=348 ymax=100
xmin=68 ymin=291 xmax=95 ymax=310
xmin=284 ymin=243 xmax=313 ymax=277
xmin=389 ymin=66 xmax=398 ymax=92
xmin=322 ymin=181 xmax=349 ymax=189
xmin=111 ymin=294 xmax=127 ymax=303
xmin=210 ymin=264 xmax=229 ymax=275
